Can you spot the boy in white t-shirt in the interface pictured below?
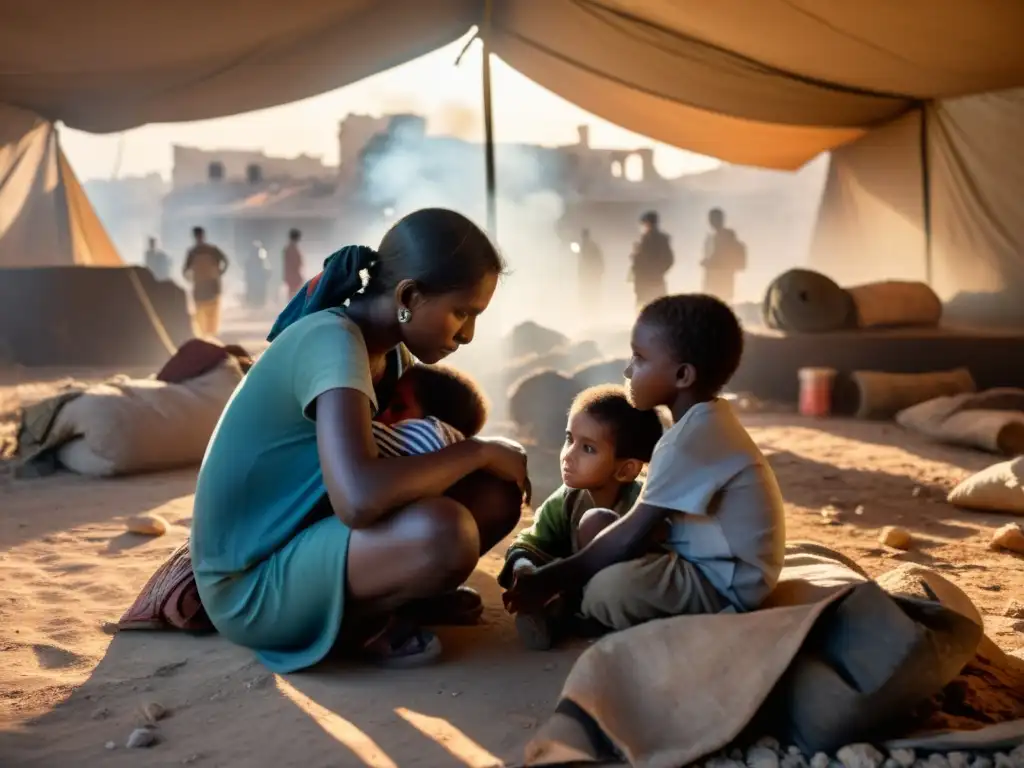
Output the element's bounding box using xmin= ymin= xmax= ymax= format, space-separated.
xmin=503 ymin=294 xmax=786 ymax=630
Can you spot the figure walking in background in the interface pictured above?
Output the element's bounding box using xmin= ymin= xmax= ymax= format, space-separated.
xmin=701 ymin=208 xmax=747 ymax=305
xmin=576 ymin=228 xmax=604 ymax=320
xmin=629 ymin=210 xmax=674 ymax=309
xmin=245 ymin=241 xmax=271 ymax=309
xmin=283 ymin=228 xmax=305 ymax=300
xmin=184 ymin=226 xmax=230 ymax=338
xmin=144 ymin=236 xmax=170 ymax=282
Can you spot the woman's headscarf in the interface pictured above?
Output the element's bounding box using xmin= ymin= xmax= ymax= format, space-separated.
xmin=267 ymin=245 xmax=377 ymax=342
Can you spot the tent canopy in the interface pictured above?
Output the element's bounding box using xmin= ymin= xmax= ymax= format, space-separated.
xmin=2 ymin=0 xmax=1023 ymax=322
xmin=3 ymin=0 xmax=1024 ymax=168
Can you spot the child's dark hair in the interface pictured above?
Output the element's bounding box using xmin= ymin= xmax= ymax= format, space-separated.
xmin=364 ymin=209 xmax=506 ymax=298
xmin=638 ymin=293 xmax=744 ymax=397
xmin=570 ymin=384 xmax=663 ymax=462
xmin=407 ymin=365 xmax=489 ymax=438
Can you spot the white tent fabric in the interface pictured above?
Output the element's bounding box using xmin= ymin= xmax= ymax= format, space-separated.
xmin=0 ymin=104 xmax=122 ymax=267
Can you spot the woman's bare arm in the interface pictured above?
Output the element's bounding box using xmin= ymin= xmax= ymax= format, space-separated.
xmin=315 ymin=387 xmax=490 ymax=528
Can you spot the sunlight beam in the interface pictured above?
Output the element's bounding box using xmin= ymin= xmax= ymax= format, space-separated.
xmin=395 ymin=707 xmax=502 ymax=768
xmin=276 ymin=677 xmax=399 ymax=768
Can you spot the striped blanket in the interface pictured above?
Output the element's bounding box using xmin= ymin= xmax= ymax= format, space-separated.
xmin=372 ymin=416 xmax=465 ymax=457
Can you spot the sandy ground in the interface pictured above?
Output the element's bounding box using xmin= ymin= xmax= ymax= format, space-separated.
xmin=1 ymin=374 xmax=1023 ymax=767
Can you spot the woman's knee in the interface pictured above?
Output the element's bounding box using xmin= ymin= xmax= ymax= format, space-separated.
xmin=402 ymin=497 xmax=480 ymax=584
xmin=446 ymin=470 xmax=522 ymax=552
xmin=576 ymin=508 xmax=620 ymax=549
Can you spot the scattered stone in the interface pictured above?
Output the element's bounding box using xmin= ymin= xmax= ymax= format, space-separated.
xmin=731 ymin=748 xmax=746 ymax=761
xmin=891 ymin=749 xmax=916 ymax=768
xmin=747 ymin=746 xmax=780 ymax=768
xmin=126 ymin=727 xmax=158 ymax=749
xmin=91 ymin=706 xmax=110 ymax=720
xmin=912 ymin=486 xmax=923 ymax=497
xmin=993 ymin=754 xmax=1012 ymax=768
xmin=854 ymin=505 xmax=866 ymax=516
xmin=708 ymin=758 xmax=744 ymax=768
xmin=880 ymin=526 xmax=913 ymax=550
xmin=810 ymin=753 xmax=830 ymax=768
xmin=105 ymin=741 xmax=116 ymax=750
xmin=971 ymin=757 xmax=993 ymax=768
xmin=100 ymin=621 xmax=119 ymax=635
xmin=755 ymin=737 xmax=781 ymax=753
xmin=926 ymin=754 xmax=950 ymax=768
xmin=126 ymin=513 xmax=169 ymax=536
xmin=1004 ymin=599 xmax=1024 ymax=619
xmin=782 ymin=753 xmax=808 ymax=768
xmin=821 ymin=506 xmax=841 ymax=525
xmin=883 ymin=760 xmax=900 ymax=768
xmin=245 ymin=674 xmax=271 ymax=690
xmin=837 ymin=743 xmax=884 ymax=768
xmin=789 ymin=747 xmax=804 ymax=757
xmin=947 ymin=753 xmax=970 ymax=768
xmin=141 ymin=701 xmax=167 ymax=724
xmin=991 ymin=523 xmax=1024 ymax=554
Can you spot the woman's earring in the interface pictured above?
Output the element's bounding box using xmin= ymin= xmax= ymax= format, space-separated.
xmin=397 ymin=307 xmax=412 ymax=324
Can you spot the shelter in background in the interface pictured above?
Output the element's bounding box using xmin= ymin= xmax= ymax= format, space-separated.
xmin=1 ymin=1 xmax=1024 ymax=327
xmin=0 ymin=105 xmax=121 ymax=268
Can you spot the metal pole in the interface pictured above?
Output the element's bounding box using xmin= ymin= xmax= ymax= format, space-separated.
xmin=481 ymin=1 xmax=497 ymax=238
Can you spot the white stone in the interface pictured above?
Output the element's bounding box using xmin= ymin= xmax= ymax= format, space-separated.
xmin=126 ymin=514 xmax=168 ymax=536
xmin=837 ymin=744 xmax=884 ymax=768
xmin=126 ymin=727 xmax=158 ymax=749
xmin=890 ymin=749 xmax=916 ymax=768
xmin=747 ymin=746 xmax=781 ymax=768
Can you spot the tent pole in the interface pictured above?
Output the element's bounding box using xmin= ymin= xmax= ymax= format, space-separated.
xmin=481 ymin=0 xmax=497 ymax=238
xmin=919 ymin=103 xmax=933 ymax=285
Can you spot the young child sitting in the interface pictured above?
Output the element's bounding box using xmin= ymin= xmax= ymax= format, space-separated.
xmin=498 ymin=384 xmax=664 ymax=649
xmin=503 ymin=294 xmax=786 ymax=634
xmin=373 ymin=363 xmax=489 ymax=456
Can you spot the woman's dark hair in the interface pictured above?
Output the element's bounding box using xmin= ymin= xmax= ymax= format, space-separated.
xmin=364 ymin=208 xmax=506 ymax=297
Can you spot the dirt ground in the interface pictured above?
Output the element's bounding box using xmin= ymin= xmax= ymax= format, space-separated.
xmin=0 ymin=374 xmax=1022 ymax=768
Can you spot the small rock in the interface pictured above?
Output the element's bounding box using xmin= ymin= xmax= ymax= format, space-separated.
xmin=912 ymin=486 xmax=923 ymax=497
xmin=105 ymin=741 xmax=116 ymax=750
xmin=854 ymin=505 xmax=866 ymax=516
xmin=126 ymin=513 xmax=169 ymax=536
xmin=126 ymin=727 xmax=158 ymax=749
xmin=947 ymin=753 xmax=970 ymax=768
xmin=991 ymin=523 xmax=1024 ymax=554
xmin=971 ymin=757 xmax=993 ymax=768
xmin=1004 ymin=599 xmax=1024 ymax=619
xmin=883 ymin=760 xmax=900 ymax=768
xmin=837 ymin=744 xmax=884 ymax=768
xmin=993 ymin=755 xmax=1012 ymax=768
xmin=810 ymin=753 xmax=831 ymax=768
xmin=789 ymin=747 xmax=803 ymax=757
xmin=880 ymin=526 xmax=913 ymax=550
xmin=747 ymin=746 xmax=780 ymax=768
xmin=245 ymin=674 xmax=271 ymax=690
xmin=100 ymin=621 xmax=119 ymax=635
xmin=926 ymin=755 xmax=950 ymax=768
xmin=782 ymin=754 xmax=808 ymax=768
xmin=182 ymin=755 xmax=202 ymax=765
xmin=731 ymin=748 xmax=746 ymax=761
xmin=755 ymin=737 xmax=781 ymax=753
xmin=708 ymin=759 xmax=745 ymax=768
xmin=890 ymin=749 xmax=916 ymax=768
xmin=141 ymin=701 xmax=167 ymax=723
xmin=91 ymin=706 xmax=110 ymax=720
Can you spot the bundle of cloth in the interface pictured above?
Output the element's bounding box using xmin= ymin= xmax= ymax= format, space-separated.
xmin=762 ymin=269 xmax=943 ymax=334
xmin=15 ymin=339 xmax=252 ymax=478
xmin=522 ymin=542 xmax=1023 ymax=767
xmin=896 ymin=387 xmax=1024 ymax=456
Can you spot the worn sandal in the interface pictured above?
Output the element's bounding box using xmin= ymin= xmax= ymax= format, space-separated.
xmin=362 ymin=618 xmax=443 ymax=669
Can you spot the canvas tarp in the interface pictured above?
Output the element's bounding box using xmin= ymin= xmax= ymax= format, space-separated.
xmin=3 ymin=1 xmax=1024 ymax=169
xmin=0 ymin=104 xmax=122 ymax=268
xmin=809 ymin=89 xmax=1024 ymax=325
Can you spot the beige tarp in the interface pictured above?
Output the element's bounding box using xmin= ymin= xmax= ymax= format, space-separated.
xmin=2 ymin=0 xmax=1024 ymax=306
xmin=0 ymin=104 xmax=121 ymax=267
xmin=3 ymin=1 xmax=1024 ymax=168
xmin=809 ymin=89 xmax=1024 ymax=323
